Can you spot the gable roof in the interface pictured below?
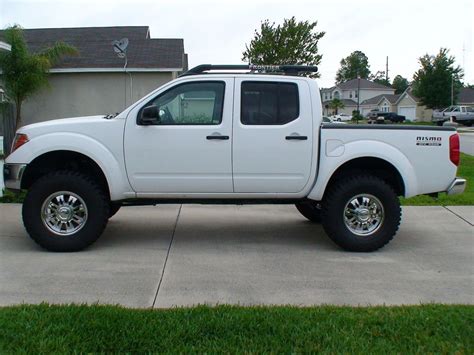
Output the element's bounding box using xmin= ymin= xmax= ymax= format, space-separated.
xmin=458 ymin=87 xmax=474 ymax=104
xmin=338 ymin=78 xmax=393 ymax=91
xmin=0 ymin=26 xmax=186 ymax=72
xmin=361 ymin=93 xmax=401 ymax=105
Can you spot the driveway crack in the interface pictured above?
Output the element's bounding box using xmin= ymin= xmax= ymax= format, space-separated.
xmin=152 ymin=204 xmax=182 ymax=308
xmin=443 ymin=206 xmax=473 ymax=226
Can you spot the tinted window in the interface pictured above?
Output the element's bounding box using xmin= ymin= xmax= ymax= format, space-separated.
xmin=241 ymin=82 xmax=299 ymax=125
xmin=143 ymin=81 xmax=225 ymax=125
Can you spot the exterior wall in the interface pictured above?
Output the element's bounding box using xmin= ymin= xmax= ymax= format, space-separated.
xmin=415 ymin=105 xmax=433 ymax=122
xmin=21 ymin=72 xmax=174 ymax=125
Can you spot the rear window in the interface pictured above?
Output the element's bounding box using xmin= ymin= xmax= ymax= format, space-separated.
xmin=241 ymin=82 xmax=299 ymax=125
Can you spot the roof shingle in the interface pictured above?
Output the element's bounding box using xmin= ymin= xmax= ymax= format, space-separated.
xmin=338 ymin=78 xmax=393 ymax=90
xmin=0 ymin=26 xmax=185 ymax=70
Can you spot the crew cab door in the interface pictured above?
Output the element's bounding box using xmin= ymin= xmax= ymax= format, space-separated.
xmin=232 ymin=78 xmax=313 ymax=193
xmin=124 ymin=78 xmax=233 ymax=194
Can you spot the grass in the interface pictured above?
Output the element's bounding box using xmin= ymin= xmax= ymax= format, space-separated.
xmin=0 ymin=188 xmax=26 ymax=203
xmin=401 ymin=153 xmax=473 ymax=206
xmin=0 ymin=304 xmax=472 ymax=353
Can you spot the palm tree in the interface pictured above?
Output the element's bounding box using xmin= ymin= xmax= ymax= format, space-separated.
xmin=0 ymin=25 xmax=78 ymax=131
xmin=329 ymin=98 xmax=345 ymax=115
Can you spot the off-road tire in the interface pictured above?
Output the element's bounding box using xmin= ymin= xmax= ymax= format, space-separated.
xmin=321 ymin=174 xmax=401 ymax=252
xmin=295 ymin=201 xmax=322 ymax=223
xmin=22 ymin=171 xmax=110 ymax=252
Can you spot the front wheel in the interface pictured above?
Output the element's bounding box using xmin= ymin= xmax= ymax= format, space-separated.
xmin=321 ymin=174 xmax=401 ymax=252
xmin=22 ymin=171 xmax=110 ymax=252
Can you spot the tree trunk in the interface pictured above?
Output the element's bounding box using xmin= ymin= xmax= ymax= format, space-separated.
xmin=15 ymin=100 xmax=22 ymax=132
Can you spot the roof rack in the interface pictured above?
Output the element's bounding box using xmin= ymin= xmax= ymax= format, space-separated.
xmin=179 ymin=64 xmax=318 ymax=77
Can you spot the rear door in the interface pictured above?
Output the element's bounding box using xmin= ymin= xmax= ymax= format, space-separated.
xmin=232 ymin=78 xmax=313 ymax=193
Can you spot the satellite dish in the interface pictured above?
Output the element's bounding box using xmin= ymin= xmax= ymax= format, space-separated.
xmin=112 ymin=38 xmax=129 ymax=58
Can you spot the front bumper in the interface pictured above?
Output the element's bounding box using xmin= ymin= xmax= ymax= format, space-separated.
xmin=446 ymin=178 xmax=467 ymax=195
xmin=3 ymin=163 xmax=27 ymax=190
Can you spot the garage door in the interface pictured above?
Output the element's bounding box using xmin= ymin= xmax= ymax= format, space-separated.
xmin=398 ymin=106 xmax=416 ymax=121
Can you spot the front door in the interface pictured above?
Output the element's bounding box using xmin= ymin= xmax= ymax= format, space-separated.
xmin=124 ymin=79 xmax=233 ymax=194
xmin=232 ymin=78 xmax=314 ymax=193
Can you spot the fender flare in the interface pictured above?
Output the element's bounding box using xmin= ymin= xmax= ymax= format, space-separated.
xmin=9 ymin=132 xmax=132 ymax=200
xmin=308 ymin=140 xmax=418 ymax=200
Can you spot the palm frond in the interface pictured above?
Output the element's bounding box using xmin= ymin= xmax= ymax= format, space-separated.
xmin=39 ymin=42 xmax=79 ymax=66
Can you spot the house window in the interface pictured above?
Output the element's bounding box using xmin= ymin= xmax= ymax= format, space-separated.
xmin=355 ymin=91 xmax=358 ymax=98
xmin=349 ymin=92 xmax=353 ymax=98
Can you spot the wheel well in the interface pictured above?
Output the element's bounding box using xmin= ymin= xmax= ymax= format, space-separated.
xmin=325 ymin=157 xmax=405 ymax=197
xmin=21 ymin=151 xmax=110 ymax=199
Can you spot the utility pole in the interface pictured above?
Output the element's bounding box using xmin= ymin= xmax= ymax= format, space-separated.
xmin=386 ymin=56 xmax=389 ymax=82
xmin=357 ymin=74 xmax=361 ymax=124
xmin=451 ymin=74 xmax=454 ymax=106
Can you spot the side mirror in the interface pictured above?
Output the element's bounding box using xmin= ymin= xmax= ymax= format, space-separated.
xmin=139 ymin=105 xmax=160 ymax=125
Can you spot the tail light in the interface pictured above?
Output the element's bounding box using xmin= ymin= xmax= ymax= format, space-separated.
xmin=11 ymin=133 xmax=29 ymax=154
xmin=449 ymin=134 xmax=460 ymax=166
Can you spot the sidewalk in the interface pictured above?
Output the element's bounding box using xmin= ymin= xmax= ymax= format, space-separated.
xmin=1 ymin=204 xmax=472 ymax=308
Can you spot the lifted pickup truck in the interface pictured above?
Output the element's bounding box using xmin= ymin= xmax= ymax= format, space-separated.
xmin=432 ymin=105 xmax=474 ymax=126
xmin=3 ymin=64 xmax=466 ymax=252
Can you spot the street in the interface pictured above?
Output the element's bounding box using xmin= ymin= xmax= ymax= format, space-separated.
xmin=460 ymin=132 xmax=474 ymax=156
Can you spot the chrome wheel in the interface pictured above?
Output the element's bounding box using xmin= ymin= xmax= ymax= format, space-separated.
xmin=41 ymin=191 xmax=88 ymax=236
xmin=343 ymin=194 xmax=384 ymax=236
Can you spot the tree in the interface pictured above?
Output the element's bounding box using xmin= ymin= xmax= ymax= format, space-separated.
xmin=412 ymin=48 xmax=463 ymax=109
xmin=335 ymin=51 xmax=370 ymax=84
xmin=0 ymin=25 xmax=77 ymax=131
xmin=242 ymin=17 xmax=325 ymax=78
xmin=370 ymin=71 xmax=390 ymax=87
xmin=392 ymin=75 xmax=409 ymax=94
xmin=329 ymin=98 xmax=345 ymax=115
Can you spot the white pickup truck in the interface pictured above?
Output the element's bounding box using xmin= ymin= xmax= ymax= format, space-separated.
xmin=432 ymin=105 xmax=474 ymax=126
xmin=3 ymin=64 xmax=466 ymax=252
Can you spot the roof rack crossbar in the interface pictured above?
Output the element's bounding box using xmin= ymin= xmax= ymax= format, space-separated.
xmin=180 ymin=64 xmax=318 ymax=77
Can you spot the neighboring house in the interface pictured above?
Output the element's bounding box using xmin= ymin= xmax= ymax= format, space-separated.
xmin=457 ymin=87 xmax=474 ymax=107
xmin=321 ymin=79 xmax=395 ymax=116
xmin=320 ymin=79 xmax=438 ymax=121
xmin=0 ymin=26 xmax=188 ymax=125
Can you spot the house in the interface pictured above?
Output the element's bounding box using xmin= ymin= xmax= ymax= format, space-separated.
xmin=321 ymin=79 xmax=439 ymax=121
xmin=321 ymin=79 xmax=395 ymax=116
xmin=0 ymin=26 xmax=187 ymax=125
xmin=457 ymin=87 xmax=474 ymax=107
xmin=0 ymin=41 xmax=11 ymax=52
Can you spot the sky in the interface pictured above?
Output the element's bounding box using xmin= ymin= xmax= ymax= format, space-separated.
xmin=1 ymin=0 xmax=473 ymax=88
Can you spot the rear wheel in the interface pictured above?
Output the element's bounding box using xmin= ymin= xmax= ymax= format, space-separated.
xmin=22 ymin=171 xmax=110 ymax=252
xmin=321 ymin=174 xmax=401 ymax=252
xmin=295 ymin=201 xmax=321 ymax=223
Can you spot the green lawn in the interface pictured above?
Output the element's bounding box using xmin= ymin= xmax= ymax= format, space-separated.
xmin=0 ymin=304 xmax=472 ymax=353
xmin=401 ymin=153 xmax=473 ymax=206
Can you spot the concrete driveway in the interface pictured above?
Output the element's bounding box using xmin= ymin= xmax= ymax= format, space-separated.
xmin=0 ymin=204 xmax=473 ymax=308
